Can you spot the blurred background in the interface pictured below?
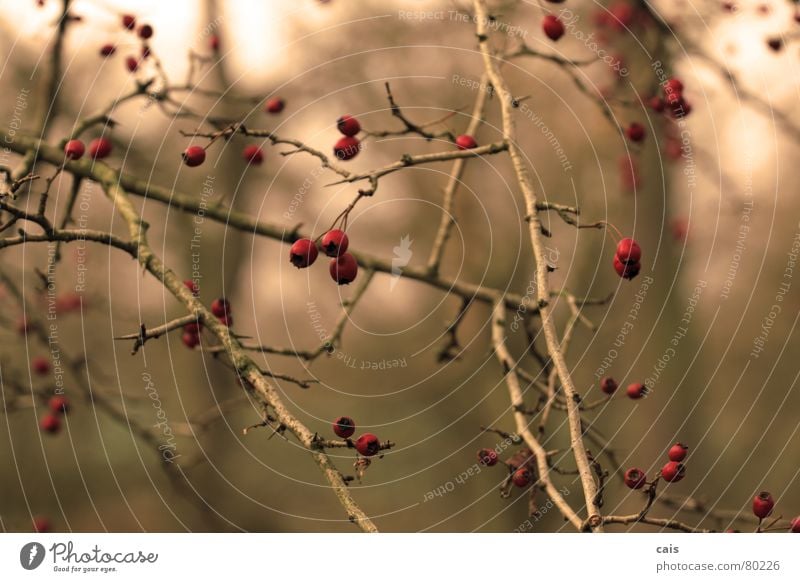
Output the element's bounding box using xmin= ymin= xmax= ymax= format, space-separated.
xmin=0 ymin=0 xmax=799 ymax=532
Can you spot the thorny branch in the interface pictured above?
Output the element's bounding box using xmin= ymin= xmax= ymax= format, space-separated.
xmin=474 ymin=0 xmax=603 ymax=531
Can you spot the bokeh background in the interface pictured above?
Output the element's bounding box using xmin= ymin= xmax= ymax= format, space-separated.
xmin=1 ymin=0 xmax=799 ymax=532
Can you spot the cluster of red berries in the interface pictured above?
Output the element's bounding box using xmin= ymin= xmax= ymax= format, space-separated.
xmin=649 ymin=77 xmax=691 ymax=119
xmin=98 ymin=14 xmax=154 ymax=73
xmin=211 ymin=297 xmax=233 ymax=326
xmin=332 ymin=416 xmax=382 ymax=457
xmin=661 ymin=442 xmax=688 ymax=482
xmin=334 ymin=115 xmax=361 ymax=161
xmin=477 ymin=447 xmax=534 ymax=488
xmin=182 ymin=318 xmax=202 ymax=349
xmin=623 ymin=442 xmax=687 ymax=489
xmin=179 ymin=281 xmax=233 ymax=347
xmin=542 ymin=15 xmax=565 ymax=41
xmin=290 ymin=230 xmax=358 ymax=285
xmin=39 ymin=394 xmax=70 ymax=435
xmin=599 ymin=376 xmax=649 ymax=399
xmin=64 ymin=137 xmax=113 ymax=161
xmin=613 ymin=237 xmax=642 ymax=280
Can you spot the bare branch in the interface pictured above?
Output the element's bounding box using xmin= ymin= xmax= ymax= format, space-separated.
xmin=474 ymin=0 xmax=603 ymax=530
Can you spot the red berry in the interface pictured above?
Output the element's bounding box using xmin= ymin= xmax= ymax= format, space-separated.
xmin=600 ymin=376 xmax=618 ymax=395
xmin=33 ymin=516 xmax=51 ymax=533
xmin=49 ymin=395 xmax=69 ymax=414
xmin=64 ymin=139 xmax=85 ymax=160
xmin=265 ymin=97 xmax=285 ymax=114
xmin=100 ymin=43 xmax=116 ymax=57
xmin=125 ymin=56 xmax=139 ymax=72
xmin=790 ymin=516 xmax=800 ymax=533
xmin=626 ymin=382 xmax=647 ymax=399
xmin=668 ymin=442 xmax=688 ymax=462
xmin=512 ymin=468 xmax=532 ymax=487
xmin=333 ymin=136 xmax=361 ymax=161
xmin=661 ymin=461 xmax=685 ymax=483
xmin=209 ymin=35 xmax=220 ymax=51
xmin=616 ymin=238 xmax=641 ymax=264
xmin=182 ymin=145 xmax=206 ymax=167
xmin=336 ymin=115 xmax=361 ymax=137
xmin=217 ymin=314 xmax=233 ymax=327
xmin=211 ymin=298 xmax=230 ymax=318
xmin=455 ymin=134 xmax=478 ymax=150
xmin=289 ymin=238 xmax=318 ymax=268
xmin=321 ymin=229 xmax=349 ymax=257
xmin=477 ymin=448 xmax=499 ymax=466
xmin=183 ymin=321 xmax=202 ymax=334
xmin=669 ymin=97 xmax=692 ymax=119
xmin=332 ymin=416 xmax=356 ymax=439
xmin=182 ymin=332 xmax=200 ymax=348
xmin=243 ymin=145 xmax=264 ymax=165
xmin=329 ymin=253 xmax=358 ymax=285
xmin=138 ymin=24 xmax=153 ymax=39
xmin=664 ymin=77 xmax=684 ymax=97
xmin=613 ymin=255 xmax=641 ymax=280
xmin=40 ymin=414 xmax=61 ymax=434
xmin=355 ymin=433 xmax=380 ymax=456
xmin=122 ymin=14 xmax=136 ymax=30
xmin=624 ymin=467 xmax=647 ymax=489
xmin=542 ymin=15 xmax=565 ymax=41
xmin=183 ymin=279 xmax=199 ymax=296
xmin=625 ymin=122 xmax=646 ymax=143
xmin=648 ymin=96 xmax=665 ymax=112
xmin=752 ymin=491 xmax=775 ymax=519
xmin=88 ymin=137 xmax=112 ymax=159
xmin=31 ymin=356 xmax=50 ymax=376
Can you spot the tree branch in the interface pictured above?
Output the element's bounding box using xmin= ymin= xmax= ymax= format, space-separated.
xmin=474 ymin=0 xmax=603 ymax=530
